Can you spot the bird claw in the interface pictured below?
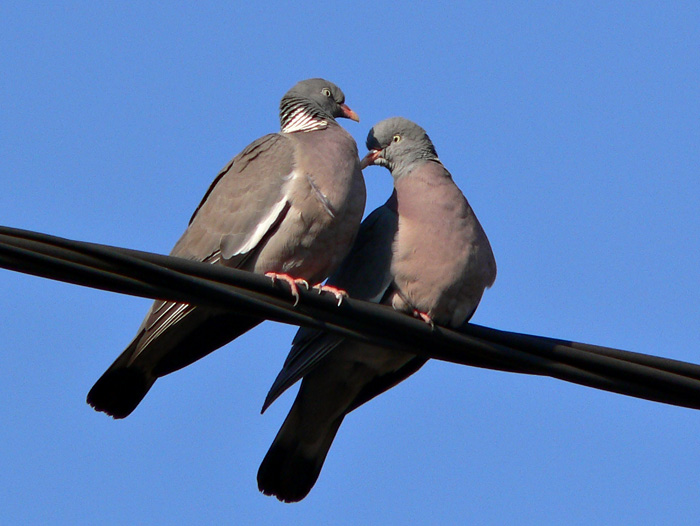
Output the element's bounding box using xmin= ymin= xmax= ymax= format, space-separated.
xmin=265 ymin=272 xmax=309 ymax=306
xmin=312 ymin=284 xmax=348 ymax=306
xmin=413 ymin=309 xmax=435 ymax=328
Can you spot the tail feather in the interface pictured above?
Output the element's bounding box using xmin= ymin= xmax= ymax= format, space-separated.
xmin=87 ymin=365 xmax=154 ymax=419
xmin=87 ymin=312 xmax=261 ymax=418
xmin=258 ymin=404 xmax=343 ymax=503
xmin=258 ymin=342 xmax=420 ymax=501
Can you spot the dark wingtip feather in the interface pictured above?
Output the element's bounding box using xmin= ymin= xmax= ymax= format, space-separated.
xmin=86 ymin=367 xmax=152 ymax=419
xmin=260 ymin=377 xmax=286 ymax=414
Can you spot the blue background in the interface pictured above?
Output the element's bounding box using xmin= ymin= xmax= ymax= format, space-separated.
xmin=1 ymin=3 xmax=699 ymax=524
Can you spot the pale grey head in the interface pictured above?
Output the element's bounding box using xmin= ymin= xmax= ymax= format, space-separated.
xmin=279 ymin=78 xmax=359 ymax=132
xmin=360 ymin=117 xmax=439 ymax=176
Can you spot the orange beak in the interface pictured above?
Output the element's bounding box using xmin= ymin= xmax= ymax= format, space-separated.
xmin=360 ymin=149 xmax=381 ymax=169
xmin=339 ymin=103 xmax=360 ymax=123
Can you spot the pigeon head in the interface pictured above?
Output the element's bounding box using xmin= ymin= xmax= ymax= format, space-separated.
xmin=360 ymin=117 xmax=439 ymax=175
xmin=280 ymin=78 xmax=359 ymax=132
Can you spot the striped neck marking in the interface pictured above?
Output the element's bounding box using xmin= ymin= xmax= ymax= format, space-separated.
xmin=281 ymin=107 xmax=328 ymax=133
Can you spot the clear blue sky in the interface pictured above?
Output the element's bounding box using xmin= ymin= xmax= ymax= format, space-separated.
xmin=1 ymin=3 xmax=699 ymax=525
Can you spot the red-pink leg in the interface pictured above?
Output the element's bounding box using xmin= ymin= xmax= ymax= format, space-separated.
xmin=265 ymin=272 xmax=309 ymax=306
xmin=312 ymin=283 xmax=348 ymax=306
xmin=413 ymin=309 xmax=435 ymax=328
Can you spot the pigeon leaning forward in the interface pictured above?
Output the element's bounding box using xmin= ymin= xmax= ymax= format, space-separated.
xmin=87 ymin=78 xmax=366 ymax=419
xmin=257 ymin=117 xmax=496 ymax=502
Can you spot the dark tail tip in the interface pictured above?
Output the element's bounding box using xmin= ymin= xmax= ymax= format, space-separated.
xmin=257 ymin=444 xmax=321 ymax=503
xmin=86 ymin=367 xmax=152 ymax=419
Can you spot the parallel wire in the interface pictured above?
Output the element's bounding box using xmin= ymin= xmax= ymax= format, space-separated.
xmin=2 ymin=225 xmax=700 ymax=410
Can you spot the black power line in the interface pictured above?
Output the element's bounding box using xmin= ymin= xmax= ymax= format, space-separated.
xmin=2 ymin=225 xmax=700 ymax=409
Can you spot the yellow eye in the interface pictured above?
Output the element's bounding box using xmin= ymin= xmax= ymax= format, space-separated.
xmin=392 ymin=134 xmax=401 ymax=143
xmin=322 ymin=88 xmax=332 ymax=97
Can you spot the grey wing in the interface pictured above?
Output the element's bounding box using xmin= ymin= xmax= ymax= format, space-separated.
xmin=132 ymin=133 xmax=296 ymax=359
xmin=262 ymin=199 xmax=399 ymax=412
xmin=172 ymin=133 xmax=295 ymax=263
xmin=327 ymin=193 xmax=399 ymax=301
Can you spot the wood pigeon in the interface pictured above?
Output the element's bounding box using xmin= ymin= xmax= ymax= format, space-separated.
xmin=87 ymin=78 xmax=366 ymax=419
xmin=258 ymin=117 xmax=495 ymax=502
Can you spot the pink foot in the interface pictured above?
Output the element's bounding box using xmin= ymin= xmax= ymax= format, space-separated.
xmin=265 ymin=272 xmax=309 ymax=306
xmin=413 ymin=309 xmax=435 ymax=328
xmin=313 ymin=283 xmax=348 ymax=306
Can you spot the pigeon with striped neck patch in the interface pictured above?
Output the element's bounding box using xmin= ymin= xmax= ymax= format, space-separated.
xmin=257 ymin=117 xmax=496 ymax=502
xmin=87 ymin=78 xmax=366 ymax=419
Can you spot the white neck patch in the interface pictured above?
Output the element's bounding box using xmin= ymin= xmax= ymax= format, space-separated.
xmin=282 ymin=107 xmax=328 ymax=133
